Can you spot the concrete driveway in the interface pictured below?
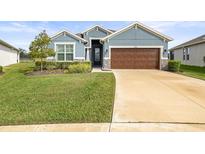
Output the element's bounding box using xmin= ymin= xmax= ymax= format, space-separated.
xmin=112 ymin=70 xmax=205 ymax=124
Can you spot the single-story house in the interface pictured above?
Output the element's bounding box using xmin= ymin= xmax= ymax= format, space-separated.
xmin=0 ymin=39 xmax=20 ymax=66
xmin=49 ymin=22 xmax=173 ymax=69
xmin=169 ymin=34 xmax=205 ymax=67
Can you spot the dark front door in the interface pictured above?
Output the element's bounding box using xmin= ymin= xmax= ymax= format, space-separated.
xmin=92 ymin=45 xmax=102 ymax=66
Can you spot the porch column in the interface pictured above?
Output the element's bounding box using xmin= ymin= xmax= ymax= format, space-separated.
xmin=86 ymin=48 xmax=90 ymax=61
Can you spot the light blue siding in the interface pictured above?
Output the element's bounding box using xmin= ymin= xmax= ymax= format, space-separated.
xmin=83 ymin=28 xmax=108 ymax=39
xmin=49 ymin=33 xmax=85 ymax=58
xmin=83 ymin=28 xmax=110 ymax=47
xmin=103 ymin=27 xmax=168 ymax=58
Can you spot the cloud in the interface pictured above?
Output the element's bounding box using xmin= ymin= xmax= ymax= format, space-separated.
xmin=0 ymin=22 xmax=58 ymax=34
xmin=144 ymin=21 xmax=205 ymax=33
xmin=0 ymin=22 xmax=38 ymax=33
xmin=143 ymin=21 xmax=179 ymax=33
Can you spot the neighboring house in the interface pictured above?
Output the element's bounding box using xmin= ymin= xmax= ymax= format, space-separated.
xmin=0 ymin=39 xmax=20 ymax=66
xmin=49 ymin=22 xmax=173 ymax=69
xmin=170 ymin=34 xmax=205 ymax=67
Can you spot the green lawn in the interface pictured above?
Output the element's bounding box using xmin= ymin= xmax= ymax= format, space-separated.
xmin=0 ymin=62 xmax=115 ymax=126
xmin=179 ymin=64 xmax=205 ymax=80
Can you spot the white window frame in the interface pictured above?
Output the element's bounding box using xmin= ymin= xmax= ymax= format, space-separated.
xmin=186 ymin=48 xmax=190 ymax=61
xmin=183 ymin=48 xmax=186 ymax=61
xmin=54 ymin=42 xmax=75 ymax=62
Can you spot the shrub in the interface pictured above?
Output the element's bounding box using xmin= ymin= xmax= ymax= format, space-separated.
xmin=67 ymin=62 xmax=91 ymax=73
xmin=0 ymin=66 xmax=3 ymax=73
xmin=35 ymin=61 xmax=47 ymax=70
xmin=168 ymin=60 xmax=181 ymax=72
xmin=46 ymin=62 xmax=57 ymax=71
xmin=34 ymin=61 xmax=92 ymax=72
xmin=55 ymin=62 xmax=74 ymax=69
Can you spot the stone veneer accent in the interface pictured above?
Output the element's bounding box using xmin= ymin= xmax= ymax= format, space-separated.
xmin=161 ymin=59 xmax=168 ymax=70
xmin=103 ymin=59 xmax=111 ymax=69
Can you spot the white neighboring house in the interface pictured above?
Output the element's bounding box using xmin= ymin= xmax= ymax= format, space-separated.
xmin=0 ymin=39 xmax=20 ymax=66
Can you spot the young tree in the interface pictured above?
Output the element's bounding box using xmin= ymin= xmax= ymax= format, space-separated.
xmin=29 ymin=30 xmax=55 ymax=71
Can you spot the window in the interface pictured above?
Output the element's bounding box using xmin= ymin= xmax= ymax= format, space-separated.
xmin=186 ymin=48 xmax=190 ymax=60
xmin=183 ymin=48 xmax=186 ymax=60
xmin=56 ymin=43 xmax=74 ymax=61
xmin=56 ymin=44 xmax=64 ymax=61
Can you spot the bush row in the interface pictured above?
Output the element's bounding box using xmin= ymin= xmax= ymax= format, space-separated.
xmin=0 ymin=66 xmax=3 ymax=73
xmin=67 ymin=63 xmax=91 ymax=73
xmin=168 ymin=60 xmax=181 ymax=72
xmin=34 ymin=61 xmax=92 ymax=73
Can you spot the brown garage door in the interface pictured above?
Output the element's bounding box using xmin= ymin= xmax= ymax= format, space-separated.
xmin=111 ymin=48 xmax=160 ymax=69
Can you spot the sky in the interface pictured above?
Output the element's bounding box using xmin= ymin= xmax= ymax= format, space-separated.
xmin=1 ymin=21 xmax=205 ymax=51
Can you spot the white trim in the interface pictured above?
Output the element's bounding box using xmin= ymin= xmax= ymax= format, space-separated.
xmin=51 ymin=30 xmax=87 ymax=43
xmin=54 ymin=42 xmax=76 ymax=61
xmin=81 ymin=25 xmax=113 ymax=35
xmin=101 ymin=21 xmax=173 ymax=42
xmin=85 ymin=37 xmax=102 ymax=49
xmin=74 ymin=57 xmax=85 ymax=60
xmin=106 ymin=46 xmax=166 ymax=70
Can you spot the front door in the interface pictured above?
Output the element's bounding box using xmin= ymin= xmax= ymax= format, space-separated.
xmin=92 ymin=46 xmax=102 ymax=66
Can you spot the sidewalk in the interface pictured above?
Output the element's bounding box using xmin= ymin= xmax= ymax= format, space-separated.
xmin=1 ymin=122 xmax=205 ymax=132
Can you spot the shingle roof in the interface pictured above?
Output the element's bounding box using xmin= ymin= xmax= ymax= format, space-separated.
xmin=51 ymin=30 xmax=87 ymax=43
xmin=81 ymin=25 xmax=113 ymax=34
xmin=108 ymin=29 xmax=116 ymax=32
xmin=76 ymin=33 xmax=82 ymax=37
xmin=170 ymin=34 xmax=205 ymax=51
xmin=0 ymin=39 xmax=19 ymax=51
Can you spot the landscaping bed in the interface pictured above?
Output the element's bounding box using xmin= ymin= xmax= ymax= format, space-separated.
xmin=0 ymin=62 xmax=115 ymax=125
xmin=27 ymin=69 xmax=65 ymax=76
xmin=28 ymin=61 xmax=92 ymax=76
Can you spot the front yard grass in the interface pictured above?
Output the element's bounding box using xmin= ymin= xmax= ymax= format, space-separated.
xmin=0 ymin=62 xmax=115 ymax=125
xmin=179 ymin=64 xmax=205 ymax=80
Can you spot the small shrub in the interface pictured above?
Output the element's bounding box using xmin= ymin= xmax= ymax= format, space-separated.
xmin=55 ymin=62 xmax=71 ymax=69
xmin=168 ymin=60 xmax=181 ymax=72
xmin=35 ymin=61 xmax=47 ymax=70
xmin=46 ymin=62 xmax=57 ymax=71
xmin=0 ymin=66 xmax=3 ymax=73
xmin=67 ymin=62 xmax=91 ymax=73
xmin=46 ymin=65 xmax=56 ymax=71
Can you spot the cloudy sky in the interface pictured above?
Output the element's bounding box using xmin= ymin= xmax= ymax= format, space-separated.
xmin=0 ymin=21 xmax=205 ymax=51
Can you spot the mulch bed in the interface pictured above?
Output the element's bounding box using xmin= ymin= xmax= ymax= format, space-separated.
xmin=26 ymin=69 xmax=65 ymax=76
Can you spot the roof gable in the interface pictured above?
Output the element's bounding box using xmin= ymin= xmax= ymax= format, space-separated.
xmin=170 ymin=34 xmax=205 ymax=51
xmin=81 ymin=25 xmax=113 ymax=35
xmin=51 ymin=30 xmax=87 ymax=43
xmin=101 ymin=22 xmax=173 ymax=42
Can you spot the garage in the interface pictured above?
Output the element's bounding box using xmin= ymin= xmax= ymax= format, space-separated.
xmin=111 ymin=48 xmax=160 ymax=69
xmin=0 ymin=39 xmax=19 ymax=66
